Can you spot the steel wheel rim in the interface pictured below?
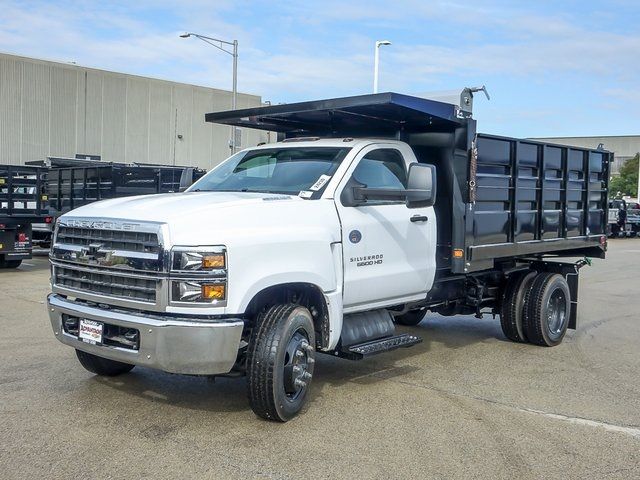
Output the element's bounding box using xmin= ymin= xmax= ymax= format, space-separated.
xmin=282 ymin=328 xmax=313 ymax=401
xmin=546 ymin=289 xmax=567 ymax=336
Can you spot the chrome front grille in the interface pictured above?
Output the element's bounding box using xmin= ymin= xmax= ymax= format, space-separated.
xmin=56 ymin=226 xmax=160 ymax=253
xmin=54 ymin=266 xmax=158 ymax=303
xmin=51 ymin=219 xmax=166 ymax=310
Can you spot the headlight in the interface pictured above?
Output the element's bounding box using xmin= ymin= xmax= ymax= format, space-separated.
xmin=170 ymin=246 xmax=227 ymax=306
xmin=171 ymin=280 xmax=226 ymax=303
xmin=171 ymin=246 xmax=226 ymax=272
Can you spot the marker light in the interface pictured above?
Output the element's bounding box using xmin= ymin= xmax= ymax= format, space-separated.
xmin=202 ymin=284 xmax=225 ymax=300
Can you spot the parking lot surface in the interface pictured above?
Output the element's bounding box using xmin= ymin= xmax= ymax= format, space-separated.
xmin=1 ymin=241 xmax=639 ymax=479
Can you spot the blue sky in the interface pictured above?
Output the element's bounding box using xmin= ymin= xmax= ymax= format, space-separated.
xmin=0 ymin=0 xmax=638 ymax=137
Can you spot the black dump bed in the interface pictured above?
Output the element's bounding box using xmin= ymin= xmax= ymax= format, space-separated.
xmin=466 ymin=134 xmax=608 ymax=268
xmin=47 ymin=163 xmax=206 ymax=217
xmin=206 ymin=92 xmax=610 ymax=274
xmin=0 ymin=164 xmax=48 ymax=221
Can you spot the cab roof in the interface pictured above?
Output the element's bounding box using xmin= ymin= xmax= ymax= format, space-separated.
xmin=244 ymin=137 xmax=401 ymax=151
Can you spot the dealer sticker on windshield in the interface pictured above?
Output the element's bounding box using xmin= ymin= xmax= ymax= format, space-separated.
xmin=310 ymin=174 xmax=331 ymax=191
xmin=79 ymin=319 xmax=103 ymax=345
xmin=298 ymin=190 xmax=313 ymax=199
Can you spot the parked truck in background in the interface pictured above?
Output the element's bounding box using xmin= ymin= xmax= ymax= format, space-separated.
xmin=47 ymin=92 xmax=610 ymax=421
xmin=0 ymin=165 xmax=48 ymax=268
xmin=29 ymin=157 xmax=205 ymax=248
xmin=608 ymin=198 xmax=640 ymax=237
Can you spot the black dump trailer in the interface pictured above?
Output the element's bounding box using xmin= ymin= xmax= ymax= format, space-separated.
xmin=46 ymin=161 xmax=206 ymax=218
xmin=206 ymin=91 xmax=611 ymax=341
xmin=0 ymin=165 xmax=49 ymax=268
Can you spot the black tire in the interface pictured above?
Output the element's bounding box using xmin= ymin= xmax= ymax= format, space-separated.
xmin=500 ymin=270 xmax=536 ymax=343
xmin=0 ymin=257 xmax=22 ymax=269
xmin=523 ymin=273 xmax=571 ymax=347
xmin=247 ymin=304 xmax=316 ymax=422
xmin=75 ymin=349 xmax=135 ymax=376
xmin=611 ymin=224 xmax=620 ymax=237
xmin=394 ymin=308 xmax=427 ymax=326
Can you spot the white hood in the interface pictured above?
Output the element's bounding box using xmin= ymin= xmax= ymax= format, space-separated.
xmin=60 ymin=191 xmax=341 ymax=247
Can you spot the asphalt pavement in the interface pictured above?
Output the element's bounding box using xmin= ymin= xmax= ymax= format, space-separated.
xmin=0 ymin=242 xmax=639 ymax=479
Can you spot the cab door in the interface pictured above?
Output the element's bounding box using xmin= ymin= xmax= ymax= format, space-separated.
xmin=334 ymin=145 xmax=437 ymax=312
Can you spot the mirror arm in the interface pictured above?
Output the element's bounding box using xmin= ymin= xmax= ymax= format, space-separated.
xmin=353 ymin=187 xmax=407 ymax=201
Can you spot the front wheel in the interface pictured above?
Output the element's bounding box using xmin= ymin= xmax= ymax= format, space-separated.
xmin=247 ymin=304 xmax=316 ymax=422
xmin=75 ymin=350 xmax=135 ymax=376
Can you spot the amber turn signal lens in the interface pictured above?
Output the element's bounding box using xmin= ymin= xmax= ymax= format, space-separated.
xmin=201 ymin=284 xmax=225 ymax=300
xmin=452 ymin=248 xmax=464 ymax=258
xmin=202 ymin=254 xmax=225 ymax=269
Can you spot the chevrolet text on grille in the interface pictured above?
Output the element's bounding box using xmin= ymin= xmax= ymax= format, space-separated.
xmin=61 ymin=220 xmax=139 ymax=231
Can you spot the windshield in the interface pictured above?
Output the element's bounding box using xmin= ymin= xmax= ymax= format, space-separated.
xmin=188 ymin=147 xmax=351 ymax=197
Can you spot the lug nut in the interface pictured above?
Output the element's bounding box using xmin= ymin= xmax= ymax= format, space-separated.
xmin=302 ymin=372 xmax=312 ymax=380
xmin=294 ymin=378 xmax=307 ymax=389
xmin=292 ymin=365 xmax=302 ymax=374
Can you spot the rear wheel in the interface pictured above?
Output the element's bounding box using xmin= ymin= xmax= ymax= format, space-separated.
xmin=523 ymin=273 xmax=570 ymax=347
xmin=247 ymin=304 xmax=316 ymax=422
xmin=75 ymin=350 xmax=135 ymax=376
xmin=394 ymin=308 xmax=427 ymax=326
xmin=500 ymin=270 xmax=536 ymax=342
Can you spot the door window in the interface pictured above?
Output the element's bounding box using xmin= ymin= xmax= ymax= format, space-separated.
xmin=352 ymin=149 xmax=407 ymax=190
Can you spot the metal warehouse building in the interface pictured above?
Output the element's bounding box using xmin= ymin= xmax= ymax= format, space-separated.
xmin=532 ymin=135 xmax=640 ymax=176
xmin=0 ymin=52 xmax=267 ymax=169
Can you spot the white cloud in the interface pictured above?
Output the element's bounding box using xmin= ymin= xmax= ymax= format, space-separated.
xmin=0 ymin=0 xmax=638 ymax=135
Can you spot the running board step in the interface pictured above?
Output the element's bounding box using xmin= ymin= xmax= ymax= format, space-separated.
xmin=338 ymin=333 xmax=422 ymax=360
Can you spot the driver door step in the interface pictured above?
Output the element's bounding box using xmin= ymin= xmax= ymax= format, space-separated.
xmin=338 ymin=333 xmax=422 ymax=360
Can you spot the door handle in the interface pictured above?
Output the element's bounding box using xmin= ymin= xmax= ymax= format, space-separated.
xmin=410 ymin=215 xmax=429 ymax=223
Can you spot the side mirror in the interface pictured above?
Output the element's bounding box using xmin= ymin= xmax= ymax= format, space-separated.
xmin=341 ymin=163 xmax=437 ymax=208
xmin=340 ymin=177 xmax=367 ymax=207
xmin=406 ymin=163 xmax=436 ymax=208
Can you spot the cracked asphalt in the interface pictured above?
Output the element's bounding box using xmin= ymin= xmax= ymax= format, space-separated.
xmin=1 ymin=240 xmax=639 ymax=479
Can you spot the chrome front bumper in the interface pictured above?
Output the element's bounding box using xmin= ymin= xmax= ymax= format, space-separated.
xmin=47 ymin=294 xmax=244 ymax=375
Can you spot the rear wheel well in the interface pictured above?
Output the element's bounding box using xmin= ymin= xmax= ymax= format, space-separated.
xmin=245 ymin=283 xmax=330 ymax=349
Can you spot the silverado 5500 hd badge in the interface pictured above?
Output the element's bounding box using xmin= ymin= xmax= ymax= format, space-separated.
xmin=350 ymin=254 xmax=384 ymax=267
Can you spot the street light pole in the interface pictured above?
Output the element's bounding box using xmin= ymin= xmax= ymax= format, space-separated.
xmin=373 ymin=40 xmax=391 ymax=93
xmin=180 ymin=32 xmax=239 ymax=154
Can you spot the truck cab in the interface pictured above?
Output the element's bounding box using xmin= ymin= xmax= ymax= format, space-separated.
xmin=48 ymin=93 xmax=609 ymax=421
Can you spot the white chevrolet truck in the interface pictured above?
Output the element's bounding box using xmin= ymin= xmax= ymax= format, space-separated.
xmin=48 ymin=92 xmax=610 ymax=421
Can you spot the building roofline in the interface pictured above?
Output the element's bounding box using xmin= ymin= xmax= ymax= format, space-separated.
xmin=0 ymin=50 xmax=262 ymax=100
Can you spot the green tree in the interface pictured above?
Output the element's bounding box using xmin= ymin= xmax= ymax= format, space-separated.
xmin=610 ymin=153 xmax=639 ymax=198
